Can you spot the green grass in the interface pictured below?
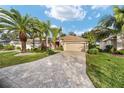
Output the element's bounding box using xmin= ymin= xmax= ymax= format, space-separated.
xmin=86 ymin=53 xmax=124 ymax=88
xmin=0 ymin=51 xmax=49 ymax=68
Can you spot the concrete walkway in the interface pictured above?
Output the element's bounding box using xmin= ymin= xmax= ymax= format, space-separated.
xmin=0 ymin=52 xmax=94 ymax=88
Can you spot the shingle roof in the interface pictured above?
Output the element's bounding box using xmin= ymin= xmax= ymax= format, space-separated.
xmin=62 ymin=35 xmax=87 ymax=42
xmin=102 ymin=35 xmax=116 ymax=42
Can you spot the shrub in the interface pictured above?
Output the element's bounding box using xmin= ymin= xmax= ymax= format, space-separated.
xmin=114 ymin=50 xmax=124 ymax=55
xmin=31 ymin=48 xmax=41 ymax=52
xmin=4 ymin=44 xmax=15 ymax=50
xmin=47 ymin=49 xmax=55 ymax=55
xmin=88 ymin=44 xmax=96 ymax=49
xmin=56 ymin=46 xmax=63 ymax=51
xmin=88 ymin=48 xmax=99 ymax=54
xmin=16 ymin=46 xmax=21 ymax=50
xmin=104 ymin=45 xmax=113 ymax=53
xmin=0 ymin=44 xmax=4 ymax=50
xmin=27 ymin=48 xmax=31 ymax=52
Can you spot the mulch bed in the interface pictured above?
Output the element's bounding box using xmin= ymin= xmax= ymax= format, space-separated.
xmin=112 ymin=54 xmax=124 ymax=58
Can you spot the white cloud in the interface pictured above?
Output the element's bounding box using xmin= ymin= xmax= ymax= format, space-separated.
xmin=74 ymin=27 xmax=93 ymax=36
xmin=83 ymin=27 xmax=93 ymax=32
xmin=74 ymin=30 xmax=84 ymax=36
xmin=51 ymin=24 xmax=57 ymax=28
xmin=91 ymin=5 xmax=110 ymax=10
xmin=96 ymin=13 xmax=100 ymax=18
xmin=44 ymin=6 xmax=86 ymax=22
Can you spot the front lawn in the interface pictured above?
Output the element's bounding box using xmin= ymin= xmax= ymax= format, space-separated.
xmin=86 ymin=53 xmax=124 ymax=88
xmin=0 ymin=51 xmax=50 ymax=68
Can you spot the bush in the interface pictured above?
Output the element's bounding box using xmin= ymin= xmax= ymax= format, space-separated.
xmin=88 ymin=48 xmax=99 ymax=54
xmin=16 ymin=46 xmax=21 ymax=50
xmin=56 ymin=46 xmax=63 ymax=51
xmin=104 ymin=45 xmax=113 ymax=53
xmin=31 ymin=48 xmax=40 ymax=52
xmin=0 ymin=44 xmax=4 ymax=50
xmin=4 ymin=44 xmax=15 ymax=50
xmin=47 ymin=49 xmax=55 ymax=55
xmin=89 ymin=44 xmax=96 ymax=49
xmin=114 ymin=50 xmax=124 ymax=55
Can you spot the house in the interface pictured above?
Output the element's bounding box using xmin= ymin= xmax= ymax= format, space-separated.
xmin=9 ymin=38 xmax=43 ymax=49
xmin=9 ymin=38 xmax=56 ymax=49
xmin=0 ymin=39 xmax=11 ymax=45
xmin=100 ymin=34 xmax=124 ymax=50
xmin=61 ymin=35 xmax=88 ymax=52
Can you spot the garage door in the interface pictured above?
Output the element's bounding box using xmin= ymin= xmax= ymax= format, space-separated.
xmin=64 ymin=43 xmax=85 ymax=52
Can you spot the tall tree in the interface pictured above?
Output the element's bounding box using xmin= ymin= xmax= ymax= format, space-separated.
xmin=27 ymin=18 xmax=39 ymax=48
xmin=68 ymin=32 xmax=76 ymax=36
xmin=0 ymin=8 xmax=31 ymax=53
xmin=44 ymin=20 xmax=51 ymax=48
xmin=51 ymin=27 xmax=62 ymax=48
xmin=31 ymin=18 xmax=46 ymax=50
xmin=98 ymin=6 xmax=124 ymax=34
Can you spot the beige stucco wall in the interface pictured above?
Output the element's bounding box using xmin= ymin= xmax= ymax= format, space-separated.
xmin=63 ymin=42 xmax=88 ymax=52
xmin=117 ymin=34 xmax=124 ymax=50
xmin=100 ymin=39 xmax=117 ymax=50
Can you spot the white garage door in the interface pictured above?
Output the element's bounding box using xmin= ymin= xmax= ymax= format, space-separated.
xmin=64 ymin=42 xmax=85 ymax=52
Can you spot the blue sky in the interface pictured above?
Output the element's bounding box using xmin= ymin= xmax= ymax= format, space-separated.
xmin=0 ymin=5 xmax=115 ymax=35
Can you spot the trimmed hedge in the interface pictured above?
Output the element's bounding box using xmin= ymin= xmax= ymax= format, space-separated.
xmin=88 ymin=48 xmax=99 ymax=54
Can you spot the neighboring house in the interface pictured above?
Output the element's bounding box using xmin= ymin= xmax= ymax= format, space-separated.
xmin=9 ymin=38 xmax=56 ymax=49
xmin=61 ymin=35 xmax=88 ymax=52
xmin=10 ymin=39 xmax=33 ymax=49
xmin=0 ymin=39 xmax=11 ymax=45
xmin=100 ymin=34 xmax=124 ymax=50
xmin=10 ymin=38 xmax=43 ymax=49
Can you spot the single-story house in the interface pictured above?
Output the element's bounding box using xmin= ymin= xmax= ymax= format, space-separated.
xmin=100 ymin=34 xmax=124 ymax=50
xmin=0 ymin=39 xmax=11 ymax=45
xmin=10 ymin=39 xmax=34 ymax=49
xmin=61 ymin=35 xmax=88 ymax=52
xmin=10 ymin=38 xmax=43 ymax=49
xmin=9 ymin=38 xmax=58 ymax=49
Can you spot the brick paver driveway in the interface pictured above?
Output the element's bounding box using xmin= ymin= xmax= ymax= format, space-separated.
xmin=0 ymin=51 xmax=94 ymax=88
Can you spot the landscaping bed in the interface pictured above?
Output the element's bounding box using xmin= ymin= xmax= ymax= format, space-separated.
xmin=86 ymin=53 xmax=124 ymax=88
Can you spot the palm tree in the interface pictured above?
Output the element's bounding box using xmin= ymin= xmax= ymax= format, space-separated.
xmin=92 ymin=26 xmax=116 ymax=40
xmin=27 ymin=18 xmax=39 ymax=48
xmin=51 ymin=27 xmax=62 ymax=48
xmin=98 ymin=6 xmax=124 ymax=47
xmin=0 ymin=8 xmax=31 ymax=53
xmin=98 ymin=6 xmax=124 ymax=34
xmin=43 ymin=20 xmax=51 ymax=48
xmin=31 ymin=18 xmax=46 ymax=50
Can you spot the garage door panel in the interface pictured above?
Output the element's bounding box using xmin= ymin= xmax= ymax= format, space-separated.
xmin=64 ymin=43 xmax=85 ymax=52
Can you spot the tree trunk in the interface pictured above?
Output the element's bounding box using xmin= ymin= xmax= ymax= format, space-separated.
xmin=32 ymin=38 xmax=35 ymax=48
xmin=21 ymin=41 xmax=26 ymax=53
xmin=46 ymin=36 xmax=49 ymax=48
xmin=40 ymin=38 xmax=43 ymax=50
xmin=19 ymin=31 xmax=27 ymax=53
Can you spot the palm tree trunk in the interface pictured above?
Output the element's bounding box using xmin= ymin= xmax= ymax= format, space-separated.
xmin=46 ymin=36 xmax=49 ymax=48
xmin=19 ymin=31 xmax=27 ymax=53
xmin=21 ymin=41 xmax=26 ymax=53
xmin=32 ymin=38 xmax=35 ymax=48
xmin=40 ymin=38 xmax=43 ymax=50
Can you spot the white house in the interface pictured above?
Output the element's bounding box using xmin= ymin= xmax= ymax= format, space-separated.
xmin=100 ymin=34 xmax=124 ymax=50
